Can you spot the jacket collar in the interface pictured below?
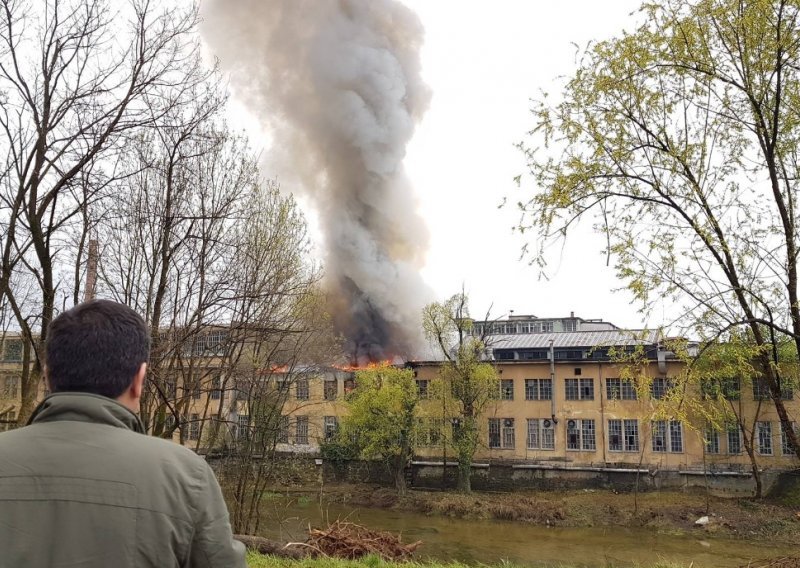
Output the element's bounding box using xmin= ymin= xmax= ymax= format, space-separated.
xmin=28 ymin=392 xmax=145 ymax=434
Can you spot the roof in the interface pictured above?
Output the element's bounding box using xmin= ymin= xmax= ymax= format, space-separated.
xmin=489 ymin=329 xmax=660 ymax=350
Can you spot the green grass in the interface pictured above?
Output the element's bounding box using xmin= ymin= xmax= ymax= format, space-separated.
xmin=246 ymin=552 xmax=689 ymax=568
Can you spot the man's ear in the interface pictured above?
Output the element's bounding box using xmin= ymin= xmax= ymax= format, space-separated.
xmin=131 ymin=362 xmax=147 ymax=400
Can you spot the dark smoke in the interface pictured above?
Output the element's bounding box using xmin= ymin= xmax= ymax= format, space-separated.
xmin=202 ymin=0 xmax=432 ymax=361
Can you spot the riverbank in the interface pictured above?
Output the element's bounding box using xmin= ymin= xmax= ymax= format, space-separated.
xmin=270 ymin=483 xmax=800 ymax=544
xmin=246 ymin=552 xmax=691 ymax=568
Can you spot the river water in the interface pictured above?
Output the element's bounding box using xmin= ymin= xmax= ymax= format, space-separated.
xmin=255 ymin=495 xmax=794 ymax=567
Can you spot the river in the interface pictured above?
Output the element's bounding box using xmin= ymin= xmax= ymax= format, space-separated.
xmin=254 ymin=495 xmax=794 ymax=567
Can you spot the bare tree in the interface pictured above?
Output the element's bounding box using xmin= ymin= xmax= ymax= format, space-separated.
xmin=0 ymin=0 xmax=211 ymax=422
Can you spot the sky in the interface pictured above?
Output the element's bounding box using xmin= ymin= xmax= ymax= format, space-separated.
xmin=218 ymin=0 xmax=659 ymax=331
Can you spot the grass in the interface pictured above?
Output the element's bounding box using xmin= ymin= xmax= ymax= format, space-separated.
xmin=245 ymin=552 xmax=689 ymax=568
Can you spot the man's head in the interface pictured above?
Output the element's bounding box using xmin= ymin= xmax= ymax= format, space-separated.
xmin=46 ymin=300 xmax=150 ymax=412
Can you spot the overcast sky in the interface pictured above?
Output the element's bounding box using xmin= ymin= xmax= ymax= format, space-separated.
xmin=218 ymin=1 xmax=660 ymax=330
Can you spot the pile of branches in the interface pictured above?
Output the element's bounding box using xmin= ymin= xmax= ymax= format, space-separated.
xmin=305 ymin=520 xmax=422 ymax=561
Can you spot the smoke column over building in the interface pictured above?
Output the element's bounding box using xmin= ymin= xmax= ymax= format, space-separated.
xmin=202 ymin=0 xmax=432 ymax=361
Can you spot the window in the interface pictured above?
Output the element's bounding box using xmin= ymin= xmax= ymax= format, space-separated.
xmin=541 ymin=321 xmax=554 ymax=332
xmin=295 ymin=415 xmax=309 ymax=445
xmin=2 ymin=376 xmax=19 ymax=399
xmin=525 ymin=378 xmax=552 ymax=401
xmin=701 ymin=377 xmax=740 ymax=400
xmin=526 ymin=418 xmax=555 ymax=450
xmin=652 ymin=420 xmax=683 ymax=453
xmin=324 ymin=379 xmax=338 ymax=401
xmin=3 ymin=339 xmax=22 ymax=362
xmin=566 ymin=378 xmax=594 ymax=400
xmin=418 ymin=418 xmax=443 ymax=447
xmin=295 ymin=378 xmax=309 ymax=401
xmin=606 ymin=378 xmax=636 ymax=400
xmin=323 ymin=416 xmax=338 ymax=440
xmin=191 ymin=382 xmax=201 ymax=400
xmin=757 ymin=421 xmax=773 ymax=455
xmin=499 ymin=379 xmax=514 ymax=400
xmin=563 ymin=319 xmax=576 ymax=332
xmin=608 ymin=419 xmax=639 ymax=452
xmin=344 ymin=378 xmax=355 ymax=394
xmin=727 ymin=423 xmax=742 ymax=455
xmin=567 ymin=419 xmax=596 ymax=451
xmin=650 ymin=377 xmax=673 ymax=400
xmin=237 ymin=414 xmax=250 ymax=440
xmin=1 ymin=410 xmax=16 ymax=431
xmin=488 ymin=418 xmax=515 ymax=449
xmin=164 ymin=379 xmax=177 ymax=399
xmin=781 ymin=422 xmax=797 ymax=456
xmin=210 ymin=375 xmax=222 ymax=400
xmin=753 ymin=377 xmax=793 ymax=400
xmin=705 ymin=428 xmax=720 ymax=454
xmin=669 ymin=420 xmax=683 ymax=452
xmin=278 ymin=415 xmax=289 ymax=443
xmin=188 ymin=413 xmax=200 ymax=440
xmin=415 ymin=379 xmax=430 ymax=400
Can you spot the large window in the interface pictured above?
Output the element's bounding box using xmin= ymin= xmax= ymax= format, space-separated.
xmin=525 ymin=378 xmax=552 ymax=400
xmin=0 ymin=410 xmax=15 ymax=431
xmin=188 ymin=413 xmax=200 ymax=440
xmin=417 ymin=418 xmax=443 ymax=447
xmin=652 ymin=420 xmax=683 ymax=453
xmin=753 ymin=378 xmax=793 ymax=400
xmin=650 ymin=378 xmax=673 ymax=400
xmin=296 ymin=415 xmax=309 ymax=445
xmin=526 ymin=418 xmax=555 ymax=450
xmin=324 ymin=379 xmax=338 ymax=401
xmin=489 ymin=418 xmax=515 ymax=449
xmin=210 ymin=375 xmax=222 ymax=400
xmin=701 ymin=377 xmax=740 ymax=400
xmin=757 ymin=421 xmax=773 ymax=455
xmin=608 ymin=419 xmax=639 ymax=452
xmin=237 ymin=414 xmax=250 ymax=440
xmin=567 ymin=419 xmax=596 ymax=451
xmin=565 ymin=378 xmax=594 ymax=400
xmin=606 ymin=378 xmax=637 ymax=401
xmin=2 ymin=376 xmax=19 ymax=399
xmin=295 ymin=378 xmax=309 ymax=401
xmin=499 ymin=379 xmax=514 ymax=400
xmin=323 ymin=416 xmax=338 ymax=440
xmin=781 ymin=422 xmax=797 ymax=456
xmin=3 ymin=339 xmax=22 ymax=362
xmin=705 ymin=428 xmax=720 ymax=454
xmin=727 ymin=423 xmax=742 ymax=455
xmin=278 ymin=415 xmax=289 ymax=444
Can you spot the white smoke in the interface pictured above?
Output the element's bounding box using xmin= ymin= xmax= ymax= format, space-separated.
xmin=201 ymin=0 xmax=432 ymax=360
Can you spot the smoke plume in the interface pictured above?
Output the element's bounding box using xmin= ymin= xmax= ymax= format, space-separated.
xmin=202 ymin=0 xmax=432 ymax=361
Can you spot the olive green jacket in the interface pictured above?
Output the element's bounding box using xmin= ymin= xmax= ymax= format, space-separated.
xmin=0 ymin=393 xmax=246 ymax=568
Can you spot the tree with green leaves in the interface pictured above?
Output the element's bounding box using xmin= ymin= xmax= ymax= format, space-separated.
xmin=517 ymin=0 xmax=800 ymax=459
xmin=336 ymin=364 xmax=419 ymax=494
xmin=423 ymin=292 xmax=499 ymax=493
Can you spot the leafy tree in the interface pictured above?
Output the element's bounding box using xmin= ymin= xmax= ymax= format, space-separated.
xmin=423 ymin=292 xmax=499 ymax=493
xmin=336 ymin=364 xmax=419 ymax=494
xmin=517 ymin=0 xmax=800 ymax=459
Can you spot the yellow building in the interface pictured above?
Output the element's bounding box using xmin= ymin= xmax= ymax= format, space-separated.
xmin=2 ymin=313 xmax=798 ymax=478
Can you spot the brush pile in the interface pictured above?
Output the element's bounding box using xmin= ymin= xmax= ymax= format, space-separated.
xmin=305 ymin=520 xmax=422 ymax=561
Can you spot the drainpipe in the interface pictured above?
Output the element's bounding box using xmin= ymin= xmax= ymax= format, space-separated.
xmin=549 ymin=340 xmax=557 ymax=425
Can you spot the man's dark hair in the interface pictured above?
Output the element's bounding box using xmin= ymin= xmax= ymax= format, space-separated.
xmin=46 ymin=300 xmax=151 ymax=399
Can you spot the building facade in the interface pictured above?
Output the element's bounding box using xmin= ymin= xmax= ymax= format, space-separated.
xmin=2 ymin=314 xmax=798 ymax=475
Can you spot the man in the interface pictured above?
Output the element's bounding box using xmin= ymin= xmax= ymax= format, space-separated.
xmin=0 ymin=300 xmax=246 ymax=567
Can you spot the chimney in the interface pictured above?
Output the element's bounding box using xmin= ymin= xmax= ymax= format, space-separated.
xmin=83 ymin=239 xmax=98 ymax=302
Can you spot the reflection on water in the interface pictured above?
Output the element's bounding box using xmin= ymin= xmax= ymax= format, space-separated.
xmin=255 ymin=495 xmax=793 ymax=567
